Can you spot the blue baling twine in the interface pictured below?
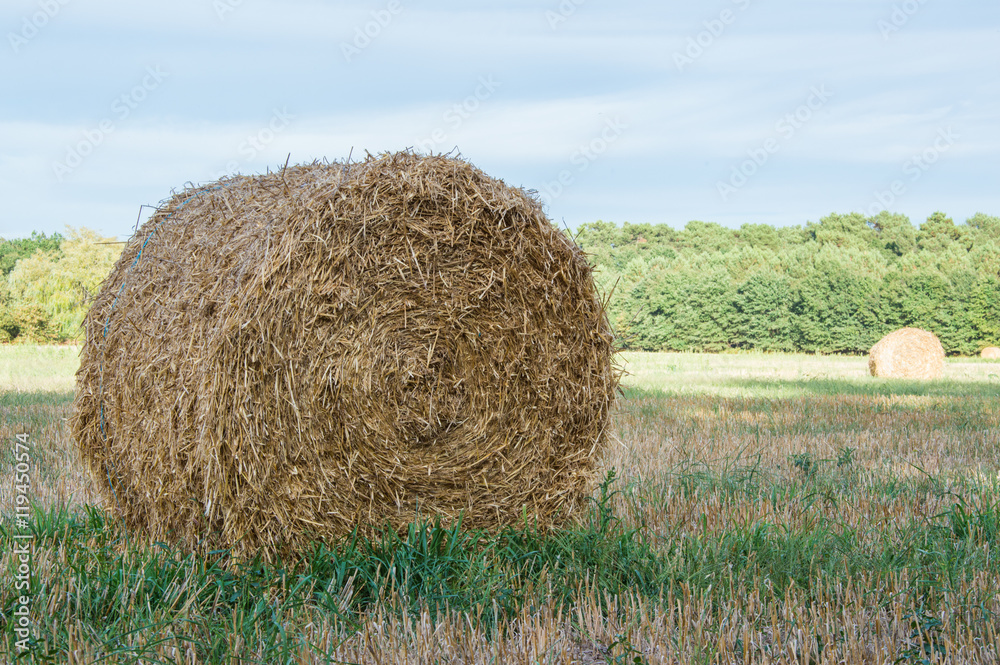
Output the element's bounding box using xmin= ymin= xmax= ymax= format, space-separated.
xmin=97 ymin=183 xmax=233 ymax=514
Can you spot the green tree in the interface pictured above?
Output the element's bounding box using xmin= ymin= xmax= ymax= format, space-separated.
xmin=964 ymin=212 xmax=1000 ymax=247
xmin=733 ymin=272 xmax=794 ymax=351
xmin=734 ymin=223 xmax=781 ymax=251
xmin=939 ymin=266 xmax=979 ymax=355
xmin=878 ymin=250 xmax=980 ymax=355
xmin=4 ymin=250 xmax=61 ymax=341
xmin=805 ymin=212 xmax=880 ymax=250
xmin=574 ymin=219 xmax=623 ymax=268
xmin=0 ymin=230 xmax=63 ymax=277
xmin=868 ymin=211 xmax=916 ymax=256
xmin=680 ymin=220 xmax=734 ymax=254
xmin=775 ymin=225 xmax=808 ymax=247
xmin=971 ymin=276 xmax=1000 ymax=346
xmin=918 ymin=212 xmax=967 ymax=252
xmin=791 ymin=247 xmax=887 ymax=353
xmin=644 ymin=257 xmax=735 ymax=351
xmin=5 ymin=227 xmax=121 ymax=341
xmin=575 ymin=220 xmax=680 ymax=271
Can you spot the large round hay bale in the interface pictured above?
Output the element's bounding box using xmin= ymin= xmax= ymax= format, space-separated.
xmin=72 ymin=152 xmax=619 ymax=560
xmin=981 ymin=346 xmax=1000 ymax=359
xmin=868 ymin=327 xmax=945 ymax=379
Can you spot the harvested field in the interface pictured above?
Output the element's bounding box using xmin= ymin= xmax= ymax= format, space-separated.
xmin=2 ymin=348 xmax=1000 ymax=663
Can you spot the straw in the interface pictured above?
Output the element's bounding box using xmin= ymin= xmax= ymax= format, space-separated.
xmin=71 ymin=151 xmax=621 ymax=561
xmin=868 ymin=327 xmax=945 ymax=379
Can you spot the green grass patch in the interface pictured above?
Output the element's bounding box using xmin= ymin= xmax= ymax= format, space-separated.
xmin=3 ymin=467 xmax=998 ymax=661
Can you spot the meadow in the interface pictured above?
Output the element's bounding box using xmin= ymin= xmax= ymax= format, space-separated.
xmin=1 ymin=346 xmax=999 ymax=663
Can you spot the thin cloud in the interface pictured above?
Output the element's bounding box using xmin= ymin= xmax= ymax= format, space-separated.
xmin=1 ymin=1 xmax=998 ymax=238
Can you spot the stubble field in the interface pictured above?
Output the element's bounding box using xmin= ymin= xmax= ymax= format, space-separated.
xmin=1 ymin=346 xmax=999 ymax=663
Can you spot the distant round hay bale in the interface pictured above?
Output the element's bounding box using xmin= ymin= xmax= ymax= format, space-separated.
xmin=868 ymin=327 xmax=945 ymax=379
xmin=72 ymin=152 xmax=619 ymax=560
xmin=981 ymin=346 xmax=1000 ymax=359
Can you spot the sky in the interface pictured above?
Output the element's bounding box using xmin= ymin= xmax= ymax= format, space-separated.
xmin=1 ymin=0 xmax=998 ymax=240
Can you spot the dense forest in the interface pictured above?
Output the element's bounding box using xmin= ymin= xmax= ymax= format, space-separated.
xmin=2 ymin=210 xmax=999 ymax=354
xmin=575 ymin=211 xmax=1000 ymax=355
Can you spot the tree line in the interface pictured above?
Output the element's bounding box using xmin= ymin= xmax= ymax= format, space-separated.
xmin=2 ymin=211 xmax=999 ymax=354
xmin=576 ymin=211 xmax=1000 ymax=355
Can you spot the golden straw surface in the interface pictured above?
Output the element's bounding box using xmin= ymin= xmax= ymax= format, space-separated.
xmin=868 ymin=327 xmax=945 ymax=379
xmin=981 ymin=346 xmax=1000 ymax=359
xmin=72 ymin=152 xmax=620 ymax=561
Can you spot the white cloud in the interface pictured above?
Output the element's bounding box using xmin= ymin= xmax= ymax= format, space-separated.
xmin=1 ymin=1 xmax=998 ymax=238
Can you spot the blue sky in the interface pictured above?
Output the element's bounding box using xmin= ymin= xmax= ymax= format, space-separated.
xmin=1 ymin=0 xmax=998 ymax=239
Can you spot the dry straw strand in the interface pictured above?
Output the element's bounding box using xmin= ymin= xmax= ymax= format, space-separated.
xmin=868 ymin=327 xmax=945 ymax=379
xmin=71 ymin=151 xmax=620 ymax=561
